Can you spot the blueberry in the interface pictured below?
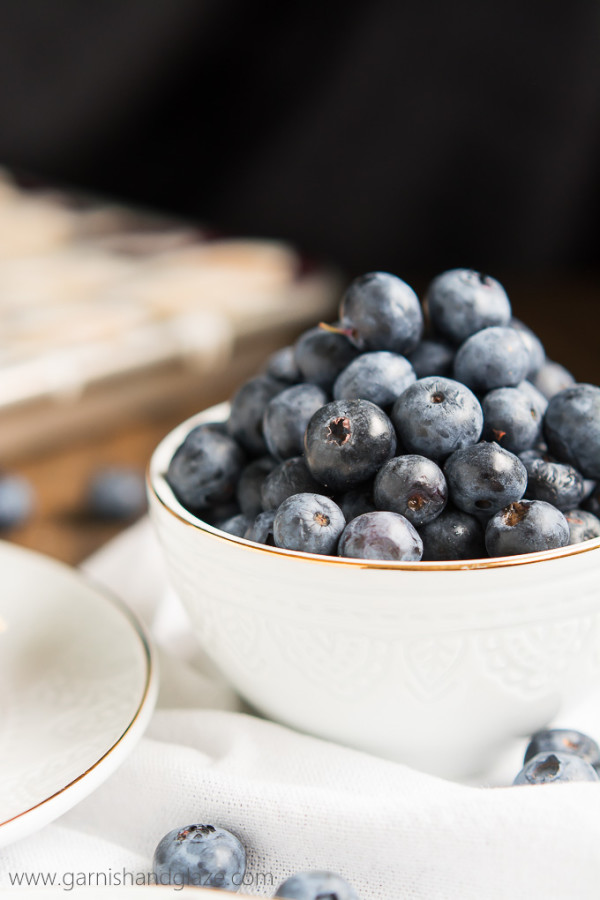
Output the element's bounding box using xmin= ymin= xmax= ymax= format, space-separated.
xmin=227 ymin=375 xmax=285 ymax=456
xmin=543 ymin=384 xmax=600 ymax=480
xmin=516 ymin=379 xmax=548 ymax=420
xmin=0 ymin=473 xmax=35 ymax=530
xmin=418 ymin=507 xmax=485 ymax=560
xmin=339 ymin=271 xmax=424 ymax=354
xmin=265 ymin=345 xmax=302 ymax=383
xmin=444 ymin=442 xmax=527 ymax=517
xmin=407 ymin=337 xmax=455 ymax=379
xmin=86 ymin=466 xmax=146 ymax=520
xmin=261 ymin=457 xmax=324 ymax=510
xmin=275 ymin=871 xmax=359 ymax=900
xmin=481 ymin=386 xmax=543 ymax=454
xmin=453 ymin=326 xmax=530 ymax=393
xmin=216 ymin=512 xmax=254 ymax=537
xmin=563 ymin=509 xmax=600 ymax=544
xmin=338 ymin=511 xmax=423 ymax=561
xmin=263 ymin=383 xmax=328 ymax=460
xmin=425 ymin=269 xmax=511 ymax=344
xmin=524 ymin=729 xmax=600 ymax=767
xmin=304 ymin=399 xmax=397 ymax=491
xmin=485 ymin=500 xmax=570 ymax=556
xmin=333 ymin=351 xmax=416 ymax=409
xmin=510 ymin=318 xmax=546 ymax=378
xmin=245 ymin=509 xmax=276 ymax=545
xmin=336 ymin=483 xmax=376 ymax=522
xmin=166 ymin=426 xmax=245 ymax=512
xmin=153 ymin=824 xmax=245 ymax=890
xmin=390 ymin=376 xmax=483 ymax=462
xmin=374 ymin=455 xmax=448 ymax=526
xmin=533 ymin=359 xmax=576 ymax=399
xmin=520 ymin=451 xmax=585 ymax=511
xmin=273 ymin=493 xmax=345 ymax=555
xmin=236 ymin=456 xmax=277 ymax=517
xmin=513 ymin=752 xmax=599 ymax=785
xmin=294 ymin=325 xmax=358 ymax=391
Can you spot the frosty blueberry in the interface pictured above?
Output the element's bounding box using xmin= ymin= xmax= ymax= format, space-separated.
xmin=513 ymin=752 xmax=599 ymax=785
xmin=390 ymin=376 xmax=483 ymax=462
xmin=263 ymin=383 xmax=328 ymax=460
xmin=167 ymin=425 xmax=245 ymax=511
xmin=339 ymin=271 xmax=424 ymax=354
xmin=261 ymin=457 xmax=324 ymax=510
xmin=453 ymin=326 xmax=530 ymax=393
xmin=227 ymin=374 xmax=285 ymax=456
xmin=444 ymin=442 xmax=527 ymax=517
xmin=425 ymin=268 xmax=511 ymax=344
xmin=275 ymin=871 xmax=359 ymax=900
xmin=543 ymin=383 xmax=600 ymax=480
xmin=273 ymin=493 xmax=346 ymax=555
xmin=153 ymin=824 xmax=245 ymax=890
xmin=294 ymin=325 xmax=358 ymax=391
xmin=333 ymin=350 xmax=416 ymax=408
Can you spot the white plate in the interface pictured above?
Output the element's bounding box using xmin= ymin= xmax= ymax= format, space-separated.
xmin=0 ymin=540 xmax=158 ymax=848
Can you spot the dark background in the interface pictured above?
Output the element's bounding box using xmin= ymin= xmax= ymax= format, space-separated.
xmin=1 ymin=0 xmax=599 ymax=277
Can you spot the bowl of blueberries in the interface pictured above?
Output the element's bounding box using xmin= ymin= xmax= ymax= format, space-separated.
xmin=148 ymin=269 xmax=600 ymax=779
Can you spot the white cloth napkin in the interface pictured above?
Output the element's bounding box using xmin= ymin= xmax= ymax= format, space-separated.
xmin=2 ymin=518 xmax=600 ymax=899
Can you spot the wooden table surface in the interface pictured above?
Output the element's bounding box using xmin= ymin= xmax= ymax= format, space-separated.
xmin=4 ymin=271 xmax=600 ymax=568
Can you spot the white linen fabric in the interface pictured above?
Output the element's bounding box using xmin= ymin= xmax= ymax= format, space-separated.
xmin=2 ymin=518 xmax=600 ymax=899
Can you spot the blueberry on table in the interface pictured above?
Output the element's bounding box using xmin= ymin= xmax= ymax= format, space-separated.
xmin=273 ymin=493 xmax=346 ymax=555
xmin=520 ymin=452 xmax=585 ymax=511
xmin=418 ymin=507 xmax=485 ymax=561
xmin=86 ymin=466 xmax=146 ymax=520
xmin=153 ymin=823 xmax=245 ymax=890
xmin=166 ymin=426 xmax=245 ymax=512
xmin=407 ymin=337 xmax=455 ymax=379
xmin=333 ymin=350 xmax=416 ymax=409
xmin=227 ymin=374 xmax=285 ymax=456
xmin=390 ymin=376 xmax=483 ymax=462
xmin=245 ymin=508 xmax=276 ymax=545
xmin=513 ymin=752 xmax=599 ymax=785
xmin=524 ymin=729 xmax=600 ymax=767
xmin=294 ymin=325 xmax=358 ymax=391
xmin=543 ymin=383 xmax=600 ymax=480
xmin=236 ymin=456 xmax=277 ymax=517
xmin=484 ymin=500 xmax=570 ymax=557
xmin=374 ymin=455 xmax=448 ymax=526
xmin=443 ymin=442 xmax=527 ymax=517
xmin=563 ymin=509 xmax=600 ymax=545
xmin=533 ymin=359 xmax=576 ymax=399
xmin=338 ymin=510 xmax=423 ymax=561
xmin=263 ymin=383 xmax=328 ymax=460
xmin=425 ymin=268 xmax=511 ymax=345
xmin=481 ymin=386 xmax=543 ymax=454
xmin=304 ymin=399 xmax=397 ymax=491
xmin=261 ymin=457 xmax=324 ymax=510
xmin=453 ymin=326 xmax=530 ymax=393
xmin=339 ymin=271 xmax=424 ymax=354
xmin=275 ymin=870 xmax=359 ymax=900
xmin=0 ymin=473 xmax=35 ymax=530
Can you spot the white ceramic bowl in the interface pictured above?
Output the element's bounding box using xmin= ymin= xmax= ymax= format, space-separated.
xmin=148 ymin=403 xmax=600 ymax=778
